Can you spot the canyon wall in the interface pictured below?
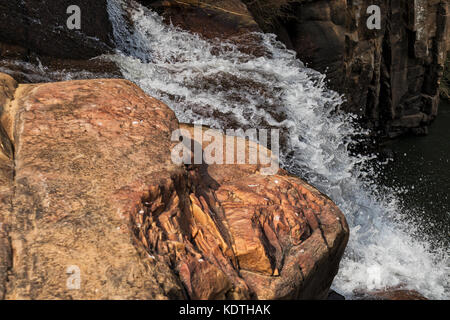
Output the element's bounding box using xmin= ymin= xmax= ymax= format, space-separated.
xmin=246 ymin=0 xmax=450 ymax=137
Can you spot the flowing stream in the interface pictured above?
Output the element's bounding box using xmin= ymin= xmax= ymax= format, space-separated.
xmin=105 ymin=0 xmax=449 ymax=299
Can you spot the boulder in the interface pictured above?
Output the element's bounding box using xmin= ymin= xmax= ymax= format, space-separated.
xmin=0 ymin=73 xmax=349 ymax=299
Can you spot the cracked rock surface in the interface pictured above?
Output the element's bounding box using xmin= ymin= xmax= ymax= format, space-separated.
xmin=0 ymin=73 xmax=348 ymax=299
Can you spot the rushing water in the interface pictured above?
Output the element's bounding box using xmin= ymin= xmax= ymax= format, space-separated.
xmin=105 ymin=0 xmax=449 ymax=299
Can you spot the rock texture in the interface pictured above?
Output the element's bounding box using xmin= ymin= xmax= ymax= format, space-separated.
xmin=1 ymin=74 xmax=185 ymax=299
xmin=249 ymin=0 xmax=450 ymax=137
xmin=441 ymin=52 xmax=450 ymax=100
xmin=0 ymin=73 xmax=348 ymax=299
xmin=0 ymin=0 xmax=114 ymax=59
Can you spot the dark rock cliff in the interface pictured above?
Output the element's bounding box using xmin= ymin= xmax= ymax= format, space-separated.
xmin=245 ymin=0 xmax=450 ymax=137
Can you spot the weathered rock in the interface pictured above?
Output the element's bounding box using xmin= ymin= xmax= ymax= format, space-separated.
xmin=1 ymin=75 xmax=186 ymax=299
xmin=0 ymin=73 xmax=349 ymax=299
xmin=441 ymin=52 xmax=450 ymax=100
xmin=371 ymin=289 xmax=428 ymax=300
xmin=167 ymin=124 xmax=349 ymax=299
xmin=0 ymin=1 xmax=122 ymax=84
xmin=0 ymin=73 xmax=16 ymax=299
xmin=0 ymin=52 xmax=122 ymax=84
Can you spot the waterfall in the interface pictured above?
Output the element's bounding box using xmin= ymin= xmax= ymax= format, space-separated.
xmin=105 ymin=0 xmax=449 ymax=299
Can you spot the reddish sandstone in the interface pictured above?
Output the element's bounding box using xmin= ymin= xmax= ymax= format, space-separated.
xmin=0 ymin=73 xmax=348 ymax=299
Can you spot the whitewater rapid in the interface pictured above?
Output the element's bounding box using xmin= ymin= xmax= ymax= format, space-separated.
xmin=106 ymin=0 xmax=449 ymax=299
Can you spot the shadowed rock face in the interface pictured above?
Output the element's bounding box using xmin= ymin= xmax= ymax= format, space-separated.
xmin=0 ymin=73 xmax=348 ymax=299
xmin=251 ymin=0 xmax=450 ymax=138
xmin=0 ymin=0 xmax=114 ymax=59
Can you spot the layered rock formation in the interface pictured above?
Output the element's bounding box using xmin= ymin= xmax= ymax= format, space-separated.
xmin=0 ymin=73 xmax=348 ymax=299
xmin=245 ymin=0 xmax=450 ymax=137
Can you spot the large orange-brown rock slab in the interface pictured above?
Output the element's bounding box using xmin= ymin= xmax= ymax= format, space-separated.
xmin=1 ymin=76 xmax=186 ymax=299
xmin=213 ymin=173 xmax=348 ymax=299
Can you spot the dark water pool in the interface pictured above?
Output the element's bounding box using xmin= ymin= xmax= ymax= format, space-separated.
xmin=380 ymin=100 xmax=450 ymax=248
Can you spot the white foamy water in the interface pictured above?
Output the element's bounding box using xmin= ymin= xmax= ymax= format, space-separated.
xmin=106 ymin=0 xmax=449 ymax=299
xmin=0 ymin=58 xmax=118 ymax=83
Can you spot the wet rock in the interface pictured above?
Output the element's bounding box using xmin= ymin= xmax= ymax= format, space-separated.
xmin=141 ymin=0 xmax=267 ymax=56
xmin=1 ymin=74 xmax=185 ymax=299
xmin=0 ymin=73 xmax=349 ymax=299
xmin=0 ymin=0 xmax=114 ymax=59
xmin=145 ymin=0 xmax=261 ymax=40
xmin=356 ymin=288 xmax=428 ymax=300
xmin=0 ymin=52 xmax=122 ymax=84
xmin=371 ymin=289 xmax=428 ymax=300
xmin=0 ymin=1 xmax=121 ymax=84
